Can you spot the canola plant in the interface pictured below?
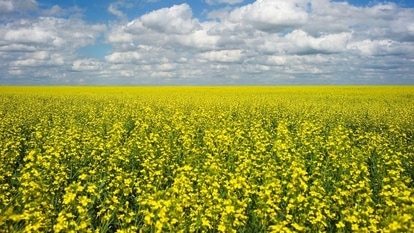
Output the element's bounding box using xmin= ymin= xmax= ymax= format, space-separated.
xmin=0 ymin=86 xmax=413 ymax=232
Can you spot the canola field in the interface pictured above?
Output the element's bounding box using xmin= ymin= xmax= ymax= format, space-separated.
xmin=0 ymin=86 xmax=413 ymax=233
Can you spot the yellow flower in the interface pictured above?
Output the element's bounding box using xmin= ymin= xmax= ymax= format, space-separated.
xmin=75 ymin=221 xmax=88 ymax=231
xmin=388 ymin=221 xmax=401 ymax=231
xmin=225 ymin=205 xmax=235 ymax=214
xmin=336 ymin=221 xmax=345 ymax=228
xmin=218 ymin=223 xmax=226 ymax=233
xmin=202 ymin=218 xmax=211 ymax=228
xmin=86 ymin=184 xmax=97 ymax=194
xmin=292 ymin=223 xmax=304 ymax=231
xmin=79 ymin=195 xmax=90 ymax=207
xmin=144 ymin=212 xmax=155 ymax=225
xmin=79 ymin=173 xmax=88 ymax=180
xmin=63 ymin=192 xmax=76 ymax=205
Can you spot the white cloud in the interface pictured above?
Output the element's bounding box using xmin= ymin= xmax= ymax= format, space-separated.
xmin=266 ymin=56 xmax=286 ymax=66
xmin=140 ymin=4 xmax=201 ymax=34
xmin=119 ymin=70 xmax=134 ymax=77
xmin=106 ymin=4 xmax=219 ymax=50
xmin=41 ymin=5 xmax=65 ymax=17
xmin=150 ymin=71 xmax=175 ymax=78
xmin=0 ymin=11 xmax=106 ymax=83
xmin=107 ymin=26 xmax=134 ymax=44
xmin=4 ymin=27 xmax=55 ymax=44
xmin=284 ymin=30 xmax=352 ymax=54
xmin=1 ymin=1 xmax=414 ymax=84
xmin=107 ymin=0 xmax=151 ymax=20
xmin=365 ymin=2 xmax=398 ymax=18
xmin=105 ymin=51 xmax=142 ymax=63
xmin=347 ymin=39 xmax=413 ymax=56
xmin=0 ymin=0 xmax=38 ymax=13
xmin=10 ymin=51 xmax=65 ymax=67
xmin=108 ymin=3 xmax=126 ymax=20
xmin=0 ymin=1 xmax=13 ymax=13
xmin=2 ymin=17 xmax=106 ymax=49
xmin=176 ymin=28 xmax=220 ymax=50
xmin=72 ymin=59 xmax=103 ymax=71
xmin=228 ymin=0 xmax=309 ymax=31
xmin=198 ymin=50 xmax=244 ymax=63
xmin=15 ymin=0 xmax=37 ymax=10
xmin=0 ymin=44 xmax=37 ymax=52
xmin=8 ymin=69 xmax=24 ymax=76
xmin=156 ymin=63 xmax=176 ymax=71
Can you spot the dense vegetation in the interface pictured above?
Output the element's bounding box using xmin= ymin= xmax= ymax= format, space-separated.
xmin=1 ymin=86 xmax=413 ymax=232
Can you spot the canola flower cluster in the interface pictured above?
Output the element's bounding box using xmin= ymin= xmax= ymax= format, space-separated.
xmin=0 ymin=86 xmax=413 ymax=232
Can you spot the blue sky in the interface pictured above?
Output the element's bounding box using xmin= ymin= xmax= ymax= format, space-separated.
xmin=1 ymin=0 xmax=414 ymax=85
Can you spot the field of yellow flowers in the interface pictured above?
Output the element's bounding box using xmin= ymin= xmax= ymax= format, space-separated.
xmin=0 ymin=86 xmax=413 ymax=232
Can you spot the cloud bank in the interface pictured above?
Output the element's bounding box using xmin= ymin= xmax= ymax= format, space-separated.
xmin=1 ymin=0 xmax=414 ymax=84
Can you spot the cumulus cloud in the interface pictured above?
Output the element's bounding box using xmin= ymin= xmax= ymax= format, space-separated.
xmin=198 ymin=50 xmax=244 ymax=63
xmin=72 ymin=59 xmax=103 ymax=71
xmin=0 ymin=44 xmax=37 ymax=52
xmin=1 ymin=0 xmax=414 ymax=84
xmin=0 ymin=0 xmax=38 ymax=13
xmin=2 ymin=17 xmax=106 ymax=49
xmin=0 ymin=1 xmax=14 ymax=13
xmin=107 ymin=4 xmax=219 ymax=50
xmin=284 ymin=30 xmax=352 ymax=54
xmin=140 ymin=4 xmax=201 ymax=34
xmin=0 ymin=7 xmax=106 ymax=83
xmin=347 ymin=39 xmax=414 ymax=56
xmin=40 ymin=5 xmax=74 ymax=17
xmin=228 ymin=0 xmax=309 ymax=31
xmin=105 ymin=51 xmax=142 ymax=63
xmin=101 ymin=1 xmax=414 ymax=84
xmin=108 ymin=3 xmax=127 ymax=20
xmin=10 ymin=51 xmax=65 ymax=67
xmin=4 ymin=26 xmax=55 ymax=44
xmin=176 ymin=29 xmax=220 ymax=50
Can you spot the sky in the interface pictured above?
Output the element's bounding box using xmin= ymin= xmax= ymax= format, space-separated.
xmin=1 ymin=0 xmax=414 ymax=85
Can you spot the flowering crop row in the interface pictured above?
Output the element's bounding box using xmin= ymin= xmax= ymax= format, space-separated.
xmin=0 ymin=86 xmax=413 ymax=232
